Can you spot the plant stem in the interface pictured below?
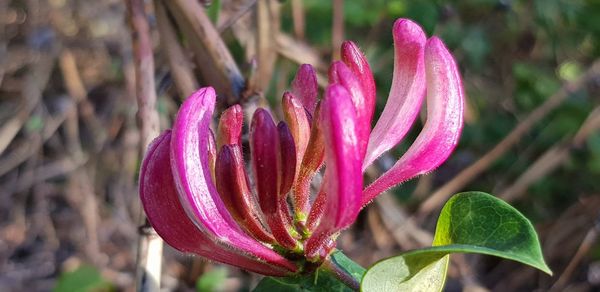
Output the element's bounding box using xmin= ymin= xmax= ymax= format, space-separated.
xmin=322 ymin=255 xmax=361 ymax=291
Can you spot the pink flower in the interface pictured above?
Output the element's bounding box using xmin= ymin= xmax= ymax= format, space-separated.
xmin=139 ymin=18 xmax=464 ymax=275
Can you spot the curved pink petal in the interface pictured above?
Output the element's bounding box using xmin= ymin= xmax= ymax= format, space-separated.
xmin=363 ymin=19 xmax=427 ymax=169
xmin=341 ymin=41 xmax=376 ymax=128
xmin=291 ymin=64 xmax=318 ymax=115
xmin=250 ymin=109 xmax=300 ymax=250
xmin=293 ymin=102 xmax=325 ymax=222
xmin=305 ymin=85 xmax=362 ymax=260
xmin=282 ymin=92 xmax=310 ymax=181
xmin=217 ymin=104 xmax=243 ymax=147
xmin=328 ymin=61 xmax=370 ymax=158
xmin=277 ymin=122 xmax=297 ymax=197
xmin=140 ymin=131 xmax=292 ymax=276
xmin=362 ymin=37 xmax=464 ymax=206
xmin=215 ymin=144 xmax=275 ymax=244
xmin=170 ymin=87 xmax=297 ymax=272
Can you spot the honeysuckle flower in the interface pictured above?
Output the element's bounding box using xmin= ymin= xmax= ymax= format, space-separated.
xmin=139 ymin=18 xmax=463 ymax=276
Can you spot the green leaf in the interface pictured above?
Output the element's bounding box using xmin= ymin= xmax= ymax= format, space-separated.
xmin=362 ymin=192 xmax=551 ymax=291
xmin=432 ymin=191 xmax=551 ymax=274
xmin=328 ymin=250 xmax=366 ymax=282
xmin=196 ymin=267 xmax=227 ymax=292
xmin=206 ymin=0 xmax=221 ymax=24
xmin=361 ymin=251 xmax=449 ymax=292
xmin=53 ymin=265 xmax=112 ymax=292
xmin=253 ymin=251 xmax=364 ymax=292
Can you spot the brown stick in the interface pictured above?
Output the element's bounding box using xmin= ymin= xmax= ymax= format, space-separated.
xmin=550 ymin=227 xmax=598 ymax=291
xmin=253 ymin=0 xmax=280 ymax=92
xmin=126 ymin=1 xmax=163 ymax=291
xmin=165 ymin=0 xmax=244 ymax=106
xmin=331 ymin=0 xmax=344 ymax=60
xmin=290 ymin=0 xmax=305 ymax=40
xmin=154 ymin=0 xmax=199 ymax=98
xmin=418 ymin=60 xmax=600 ymax=216
xmin=498 ymin=107 xmax=600 ymax=201
xmin=0 ymin=55 xmax=54 ymax=155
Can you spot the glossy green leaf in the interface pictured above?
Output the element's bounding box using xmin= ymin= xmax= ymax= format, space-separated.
xmin=432 ymin=191 xmax=551 ymax=274
xmin=253 ymin=251 xmax=364 ymax=292
xmin=362 ymin=192 xmax=551 ymax=291
xmin=361 ymin=251 xmax=449 ymax=292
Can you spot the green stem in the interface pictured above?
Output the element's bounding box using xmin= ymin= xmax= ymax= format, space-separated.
xmin=322 ymin=251 xmax=364 ymax=291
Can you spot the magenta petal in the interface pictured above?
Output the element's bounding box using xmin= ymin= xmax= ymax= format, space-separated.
xmin=170 ymin=87 xmax=297 ymax=272
xmin=291 ymin=64 xmax=319 ymax=115
xmin=217 ymin=104 xmax=243 ymax=147
xmin=329 ymin=61 xmax=370 ymax=158
xmin=341 ymin=41 xmax=376 ymax=128
xmin=251 ymin=109 xmax=300 ymax=250
xmin=362 ymin=37 xmax=464 ymax=205
xmin=363 ymin=19 xmax=427 ymax=169
xmin=215 ymin=144 xmax=276 ymax=244
xmin=140 ymin=131 xmax=292 ymax=276
xmin=277 ymin=122 xmax=297 ymax=196
xmin=305 ymin=85 xmax=362 ymax=259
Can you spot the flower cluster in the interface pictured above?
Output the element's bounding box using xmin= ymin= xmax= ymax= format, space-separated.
xmin=139 ymin=19 xmax=464 ymax=276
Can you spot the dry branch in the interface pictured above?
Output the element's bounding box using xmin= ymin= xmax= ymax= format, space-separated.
xmin=165 ymin=0 xmax=244 ymax=106
xmin=154 ymin=0 xmax=199 ymax=98
xmin=126 ymin=0 xmax=163 ymax=291
xmin=418 ymin=60 xmax=600 ymax=216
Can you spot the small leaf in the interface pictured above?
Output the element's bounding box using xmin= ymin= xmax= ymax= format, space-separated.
xmin=432 ymin=191 xmax=551 ymax=274
xmin=206 ymin=0 xmax=221 ymax=24
xmin=254 ymin=251 xmax=364 ymax=292
xmin=361 ymin=251 xmax=448 ymax=292
xmin=196 ymin=268 xmax=227 ymax=292
xmin=329 ymin=250 xmax=366 ymax=281
xmin=362 ymin=192 xmax=551 ymax=291
xmin=53 ymin=265 xmax=112 ymax=292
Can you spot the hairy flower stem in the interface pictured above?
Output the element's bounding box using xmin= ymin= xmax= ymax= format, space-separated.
xmin=322 ymin=255 xmax=361 ymax=291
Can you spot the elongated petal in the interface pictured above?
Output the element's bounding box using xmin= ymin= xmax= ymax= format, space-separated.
xmin=251 ymin=109 xmax=300 ymax=250
xmin=291 ymin=64 xmax=318 ymax=115
xmin=329 ymin=61 xmax=370 ymax=158
xmin=341 ymin=41 xmax=376 ymax=127
xmin=282 ymin=92 xmax=311 ymax=178
xmin=293 ymin=102 xmax=324 ymax=223
xmin=277 ymin=122 xmax=296 ymax=196
xmin=305 ymin=85 xmax=362 ymax=260
xmin=207 ymin=129 xmax=217 ymax=182
xmin=363 ymin=19 xmax=427 ymax=169
xmin=215 ymin=144 xmax=275 ymax=244
xmin=362 ymin=37 xmax=464 ymax=205
xmin=305 ymin=177 xmax=327 ymax=232
xmin=170 ymin=87 xmax=297 ymax=272
xmin=140 ymin=131 xmax=291 ymax=276
xmin=217 ymin=104 xmax=243 ymax=147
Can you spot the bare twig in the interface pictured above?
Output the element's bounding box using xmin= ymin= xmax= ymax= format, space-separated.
xmin=0 ymin=104 xmax=70 ymax=177
xmin=126 ymin=0 xmax=163 ymax=291
xmin=290 ymin=0 xmax=305 ymax=40
xmin=419 ymin=60 xmax=600 ymax=216
xmin=499 ymin=107 xmax=600 ymax=202
xmin=0 ymin=0 xmax=9 ymax=84
xmin=253 ymin=0 xmax=280 ymax=92
xmin=0 ymin=55 xmax=54 ymax=155
xmin=331 ymin=0 xmax=344 ymax=60
xmin=154 ymin=0 xmax=199 ymax=98
xmin=165 ymin=0 xmax=245 ymax=105
xmin=217 ymin=0 xmax=256 ymax=33
xmin=550 ymin=226 xmax=599 ymax=291
xmin=276 ymin=33 xmax=327 ymax=73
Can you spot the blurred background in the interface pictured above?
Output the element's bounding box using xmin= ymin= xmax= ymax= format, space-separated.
xmin=1 ymin=0 xmax=600 ymax=291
